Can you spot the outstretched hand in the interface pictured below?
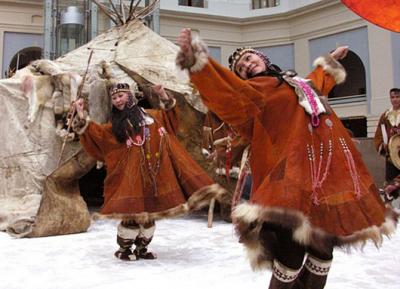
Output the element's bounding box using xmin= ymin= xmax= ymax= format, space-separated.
xmin=177 ymin=28 xmax=195 ymax=68
xmin=330 ymin=46 xmax=349 ymax=60
xmin=73 ymin=98 xmax=85 ymax=119
xmin=151 ymin=84 xmax=170 ymax=101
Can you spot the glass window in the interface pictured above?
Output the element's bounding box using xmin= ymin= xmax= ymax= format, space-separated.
xmin=178 ymin=0 xmax=205 ymax=8
xmin=208 ymin=46 xmax=221 ymax=63
xmin=252 ymin=0 xmax=279 ymax=9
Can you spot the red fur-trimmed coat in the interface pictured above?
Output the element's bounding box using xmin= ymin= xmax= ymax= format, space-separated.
xmin=184 ymin=43 xmax=398 ymax=270
xmin=79 ymin=106 xmax=218 ymax=223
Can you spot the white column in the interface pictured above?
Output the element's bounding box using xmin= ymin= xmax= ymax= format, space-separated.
xmin=368 ymin=23 xmax=394 ymax=116
xmin=293 ymin=38 xmax=309 ymax=76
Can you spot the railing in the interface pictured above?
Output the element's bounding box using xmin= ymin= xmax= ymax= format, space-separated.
xmin=328 ymin=94 xmax=366 ymax=105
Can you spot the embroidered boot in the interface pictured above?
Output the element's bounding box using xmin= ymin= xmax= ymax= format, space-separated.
xmin=268 ymin=259 xmax=301 ymax=289
xmin=134 ymin=222 xmax=157 ymax=259
xmin=295 ymin=255 xmax=331 ymax=289
xmin=114 ymin=222 xmax=139 ymax=261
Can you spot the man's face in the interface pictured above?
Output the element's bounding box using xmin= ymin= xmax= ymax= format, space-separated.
xmin=390 ymin=92 xmax=400 ymax=110
xmin=235 ymin=52 xmax=267 ymax=79
xmin=111 ymin=91 xmax=129 ymax=111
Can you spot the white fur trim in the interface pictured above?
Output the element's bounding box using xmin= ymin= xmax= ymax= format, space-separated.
xmin=232 ymin=202 xmax=261 ymax=224
xmin=189 ymin=36 xmax=209 ymax=73
xmin=232 ymin=201 xmax=398 ymax=272
xmin=385 ymin=108 xmax=400 ymax=127
xmin=246 ymin=242 xmax=272 ymax=271
xmin=313 ymin=55 xmax=346 ymax=84
xmin=292 ymin=219 xmax=312 ymax=245
xmin=293 ymin=76 xmax=326 ymax=115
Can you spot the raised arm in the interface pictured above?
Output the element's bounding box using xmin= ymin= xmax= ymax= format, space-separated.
xmin=71 ymin=99 xmax=107 ymax=162
xmin=176 ymin=28 xmax=263 ymax=128
xmin=146 ymin=84 xmax=179 ymax=135
xmin=307 ymin=46 xmax=348 ymax=96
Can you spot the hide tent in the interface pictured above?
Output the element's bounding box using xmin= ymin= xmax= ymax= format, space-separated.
xmin=0 ymin=10 xmax=214 ymax=237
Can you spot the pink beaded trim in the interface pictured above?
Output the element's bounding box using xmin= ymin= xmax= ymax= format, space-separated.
xmin=306 ymin=119 xmax=333 ymax=205
xmin=339 ymin=137 xmax=362 ymax=199
xmin=307 ymin=140 xmax=333 ymax=205
xmin=296 ymin=79 xmax=320 ymax=127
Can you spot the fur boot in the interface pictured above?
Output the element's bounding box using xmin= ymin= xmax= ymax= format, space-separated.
xmin=114 ymin=222 xmax=140 ymax=261
xmin=134 ymin=222 xmax=157 ymax=259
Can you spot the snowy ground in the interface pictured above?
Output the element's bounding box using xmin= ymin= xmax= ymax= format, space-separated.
xmin=0 ymin=213 xmax=399 ymax=289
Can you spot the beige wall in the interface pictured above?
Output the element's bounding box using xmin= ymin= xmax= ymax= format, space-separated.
xmin=0 ymin=0 xmax=43 ymax=72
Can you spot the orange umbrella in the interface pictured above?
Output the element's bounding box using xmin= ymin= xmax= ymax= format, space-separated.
xmin=342 ymin=0 xmax=400 ymax=32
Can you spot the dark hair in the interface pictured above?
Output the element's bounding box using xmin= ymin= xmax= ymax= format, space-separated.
xmin=111 ymin=105 xmax=144 ymax=143
xmin=390 ymin=88 xmax=400 ymax=95
xmin=252 ymin=64 xmax=296 ymax=87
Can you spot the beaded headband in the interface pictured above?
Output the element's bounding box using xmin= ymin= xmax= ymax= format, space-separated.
xmin=109 ymin=83 xmax=131 ymax=96
xmin=228 ymin=47 xmax=271 ymax=74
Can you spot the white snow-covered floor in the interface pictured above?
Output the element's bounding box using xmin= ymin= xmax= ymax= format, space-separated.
xmin=0 ymin=214 xmax=399 ymax=289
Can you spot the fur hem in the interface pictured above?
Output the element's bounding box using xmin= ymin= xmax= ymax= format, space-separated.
xmin=232 ymin=202 xmax=398 ymax=272
xmin=176 ymin=36 xmax=209 ymax=73
xmin=313 ymin=55 xmax=347 ymax=84
xmin=92 ymin=184 xmax=229 ymax=224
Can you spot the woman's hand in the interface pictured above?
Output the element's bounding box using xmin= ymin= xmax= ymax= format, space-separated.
xmin=177 ymin=28 xmax=195 ymax=68
xmin=330 ymin=46 xmax=349 ymax=60
xmin=151 ymin=84 xmax=169 ymax=101
xmin=73 ymin=98 xmax=85 ymax=118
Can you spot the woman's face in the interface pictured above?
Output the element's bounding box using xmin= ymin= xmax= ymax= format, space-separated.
xmin=235 ymin=52 xmax=267 ymax=79
xmin=111 ymin=91 xmax=129 ymax=111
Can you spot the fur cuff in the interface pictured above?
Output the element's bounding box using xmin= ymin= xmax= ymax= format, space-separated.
xmin=159 ymin=97 xmax=177 ymax=111
xmin=176 ymin=36 xmax=209 ymax=73
xmin=72 ymin=113 xmax=90 ymax=135
xmin=313 ymin=55 xmax=346 ymax=84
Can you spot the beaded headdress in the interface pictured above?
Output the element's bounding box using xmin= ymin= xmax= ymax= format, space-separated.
xmin=109 ymin=82 xmax=137 ymax=108
xmin=109 ymin=83 xmax=131 ymax=96
xmin=228 ymin=47 xmax=271 ymax=74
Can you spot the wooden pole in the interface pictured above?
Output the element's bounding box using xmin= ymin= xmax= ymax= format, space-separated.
xmin=56 ymin=50 xmax=94 ymax=167
xmin=207 ymin=198 xmax=216 ymax=228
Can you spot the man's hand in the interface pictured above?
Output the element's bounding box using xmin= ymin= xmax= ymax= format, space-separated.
xmin=330 ymin=46 xmax=349 ymax=60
